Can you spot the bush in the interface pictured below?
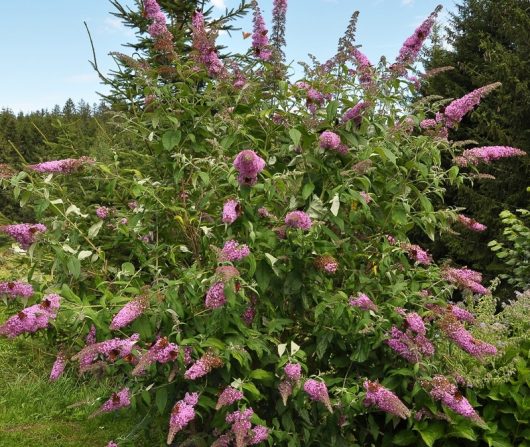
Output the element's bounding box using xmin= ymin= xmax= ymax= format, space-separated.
xmin=0 ymin=2 xmax=528 ymax=446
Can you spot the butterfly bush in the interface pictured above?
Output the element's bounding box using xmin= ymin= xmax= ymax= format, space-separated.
xmin=2 ymin=1 xmax=524 ymax=445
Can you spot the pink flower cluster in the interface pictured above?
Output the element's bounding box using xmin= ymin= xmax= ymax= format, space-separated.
xmin=28 ymin=157 xmax=94 ymax=173
xmin=0 ymin=281 xmax=34 ymax=298
xmin=222 ymin=199 xmax=242 ymax=224
xmin=351 ymin=48 xmax=372 ymax=84
xmin=205 ymin=281 xmax=226 ymax=309
xmin=349 ymin=293 xmax=378 ymax=312
xmin=0 ymin=223 xmax=47 ymax=249
xmin=233 ymin=150 xmax=266 ymax=186
xmin=73 ymin=333 xmax=140 ymax=369
xmin=442 ymin=267 xmax=488 ymax=295
xmin=49 ymin=351 xmax=66 ymax=382
xmin=285 ymin=211 xmax=312 ymax=230
xmin=393 ymin=7 xmax=440 ymax=75
xmin=454 ymin=146 xmax=526 ymax=167
xmin=294 ymin=82 xmax=326 ymax=113
xmin=279 ymin=362 xmax=302 ymax=404
xmin=438 ymin=83 xmax=501 ymax=128
xmin=215 ymin=408 xmax=269 ymax=446
xmin=363 ymin=380 xmax=411 ymax=419
xmin=110 ymin=295 xmax=149 ymax=330
xmin=144 ymin=0 xmax=168 ymax=37
xmin=457 ymin=214 xmax=487 ymax=232
xmin=439 ymin=315 xmax=497 ymax=359
xmin=216 ymin=386 xmax=244 ymax=410
xmin=96 ymin=206 xmax=110 ymax=219
xmin=94 ymin=388 xmax=131 ymax=416
xmin=319 ymin=131 xmax=341 ymax=150
xmin=184 ymin=351 xmax=223 ymax=380
xmin=428 ymin=376 xmax=483 ymax=422
xmin=167 ymin=392 xmax=199 ymax=445
xmin=387 ymin=326 xmax=434 ymax=364
xmin=0 ymin=294 xmax=61 ymax=338
xmin=303 ymin=379 xmax=332 ymax=412
xmin=450 ymin=304 xmax=475 ymax=323
xmin=132 ymin=337 xmax=179 ymax=376
xmin=341 ymin=101 xmax=370 ymax=125
xmin=219 ymin=240 xmax=251 ymax=262
xmin=192 ymin=11 xmax=225 ymax=77
xmin=251 ymin=1 xmax=272 ymax=61
xmin=402 ymin=243 xmax=432 ymax=265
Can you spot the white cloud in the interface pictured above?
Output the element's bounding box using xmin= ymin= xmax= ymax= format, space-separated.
xmin=402 ymin=0 xmax=414 ymax=5
xmin=103 ymin=17 xmax=134 ymax=37
xmin=211 ymin=0 xmax=226 ymax=9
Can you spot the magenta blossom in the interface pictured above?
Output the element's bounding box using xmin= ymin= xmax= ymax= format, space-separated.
xmin=0 ymin=223 xmax=47 ymax=249
xmin=29 ymin=157 xmax=94 ymax=173
xmin=96 ymin=206 xmax=109 ymax=220
xmin=349 ymin=293 xmax=378 ymax=312
xmin=284 ymin=362 xmax=302 ymax=381
xmin=216 ymin=386 xmax=244 ymax=410
xmin=222 ymin=199 xmax=242 ymax=224
xmin=319 ymin=131 xmax=341 ymax=150
xmin=341 ymin=101 xmax=370 ymax=125
xmin=443 ymin=267 xmax=488 ymax=295
xmin=93 ymin=388 xmax=131 ymax=417
xmin=457 ymin=214 xmax=487 ymax=232
xmin=110 ymin=295 xmax=149 ymax=330
xmin=428 ymin=376 xmax=483 ymax=423
xmin=285 ymin=211 xmax=312 ymax=230
xmin=219 ymin=240 xmax=251 ymax=262
xmin=0 ymin=281 xmax=34 ymax=299
xmin=205 ymin=282 xmax=226 ymax=309
xmin=133 ymin=337 xmax=179 ymax=376
xmin=363 ymin=380 xmax=411 ymax=419
xmin=191 ymin=11 xmax=225 ymax=77
xmin=454 ymin=146 xmax=526 ymax=167
xmin=251 ymin=1 xmax=272 ymax=60
xmin=0 ymin=294 xmax=61 ymax=338
xmin=351 ymin=47 xmax=373 ymax=84
xmin=167 ymin=392 xmax=199 ymax=444
xmin=402 ymin=243 xmax=432 ymax=265
xmin=233 ymin=150 xmax=266 ymax=186
xmin=304 ymin=379 xmax=332 ymax=412
xmin=49 ymin=351 xmax=67 ymax=382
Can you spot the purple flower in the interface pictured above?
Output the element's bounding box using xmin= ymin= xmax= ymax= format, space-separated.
xmin=454 ymin=146 xmax=526 ymax=167
xmin=420 ymin=119 xmax=437 ymax=129
xmin=402 ymin=243 xmax=432 ymax=265
xmin=249 ymin=425 xmax=269 ymax=445
xmin=341 ymin=101 xmax=370 ymax=125
xmin=428 ymin=376 xmax=483 ymax=423
xmin=442 ymin=267 xmax=488 ymax=295
xmin=219 ymin=240 xmax=250 ymax=262
xmin=351 ymin=48 xmax=373 ymax=84
xmin=439 ymin=315 xmax=497 ymax=358
xmin=0 ymin=281 xmax=34 ymax=299
xmin=191 ymin=11 xmax=225 ymax=77
xmin=303 ymin=379 xmax=332 ymax=412
xmin=233 ymin=150 xmax=266 ymax=186
xmin=110 ymin=295 xmax=149 ymax=330
xmin=216 ymin=386 xmax=244 ymax=410
xmin=106 ymin=442 xmax=118 ymax=447
xmin=285 ymin=211 xmax=312 ymax=230
xmin=93 ymin=388 xmax=131 ymax=416
xmin=315 ymin=255 xmax=339 ymax=274
xmin=439 ymin=83 xmax=501 ymax=128
xmin=96 ymin=206 xmax=109 ymax=220
xmin=405 ymin=312 xmax=426 ymax=335
xmin=49 ymin=351 xmax=66 ymax=382
xmin=450 ymin=305 xmax=475 ymax=323
xmin=392 ymin=6 xmax=441 ymax=75
xmin=0 ymin=223 xmax=47 ymax=249
xmin=319 ymin=131 xmax=341 ymax=150
xmin=86 ymin=324 xmax=96 ymax=345
xmin=73 ymin=333 xmax=140 ymax=367
xmin=133 ymin=337 xmax=179 ymax=376
xmin=349 ymin=293 xmax=378 ymax=312
xmin=222 ymin=199 xmax=241 ymax=224
xmin=251 ymin=2 xmax=272 ymax=61
xmin=167 ymin=392 xmax=199 ymax=444
xmin=359 ymin=191 xmax=372 ymax=204
xmin=184 ymin=351 xmax=223 ymax=380
xmin=363 ymin=380 xmax=411 ymax=419
xmin=386 ymin=326 xmax=434 ymax=363
xmin=0 ymin=294 xmax=61 ymax=338
xmin=205 ymin=282 xmax=226 ymax=309
xmin=457 ymin=214 xmax=487 ymax=232
xmin=284 ymin=362 xmax=302 ymax=381
xmin=29 ymin=157 xmax=94 ymax=173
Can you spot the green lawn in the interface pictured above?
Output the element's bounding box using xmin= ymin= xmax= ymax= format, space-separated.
xmin=0 ymin=249 xmax=160 ymax=447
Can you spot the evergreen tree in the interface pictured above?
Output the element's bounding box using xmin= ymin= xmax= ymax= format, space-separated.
xmin=422 ymin=0 xmax=530 ymax=298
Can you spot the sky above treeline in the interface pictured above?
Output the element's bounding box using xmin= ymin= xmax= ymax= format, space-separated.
xmin=0 ymin=0 xmax=454 ymax=113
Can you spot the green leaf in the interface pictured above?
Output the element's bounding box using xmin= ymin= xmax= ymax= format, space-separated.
xmin=162 ymin=130 xmax=181 ymax=151
xmin=121 ymin=262 xmax=135 ymax=276
xmin=249 ymin=369 xmax=274 ymax=382
xmin=67 ymin=256 xmax=81 ymax=279
xmin=302 ymin=182 xmax=315 ymax=200
xmin=155 ymin=388 xmax=167 ymax=414
xmin=289 ymin=128 xmax=302 ymax=146
xmin=78 ymin=250 xmax=92 ymax=261
xmin=330 ymin=194 xmax=340 ymax=216
xmin=416 ymin=422 xmax=445 ymax=447
xmin=87 ymin=220 xmax=103 ymax=238
xmin=392 ymin=430 xmax=417 ymax=445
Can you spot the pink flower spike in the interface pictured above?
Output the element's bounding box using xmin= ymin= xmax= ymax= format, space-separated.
xmin=349 ymin=293 xmax=378 ymax=312
xmin=216 ymin=386 xmax=244 ymax=410
xmin=92 ymin=388 xmax=131 ymax=417
xmin=457 ymin=214 xmax=487 ymax=232
xmin=222 ymin=199 xmax=242 ymax=224
xmin=0 ymin=223 xmax=47 ymax=249
xmin=0 ymin=281 xmax=34 ymax=299
xmin=110 ymin=295 xmax=149 ymax=330
xmin=363 ymin=380 xmax=411 ymax=419
xmin=285 ymin=211 xmax=312 ymax=230
xmin=303 ymin=379 xmax=333 ymax=412
xmin=49 ymin=351 xmax=67 ymax=382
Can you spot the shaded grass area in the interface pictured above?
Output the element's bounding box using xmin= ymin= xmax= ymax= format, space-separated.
xmin=0 ymin=250 xmax=162 ymax=447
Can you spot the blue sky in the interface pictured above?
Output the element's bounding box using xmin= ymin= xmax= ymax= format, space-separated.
xmin=0 ymin=0 xmax=455 ymax=113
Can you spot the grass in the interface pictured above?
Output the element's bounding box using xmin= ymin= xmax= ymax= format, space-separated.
xmin=0 ymin=248 xmax=161 ymax=447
